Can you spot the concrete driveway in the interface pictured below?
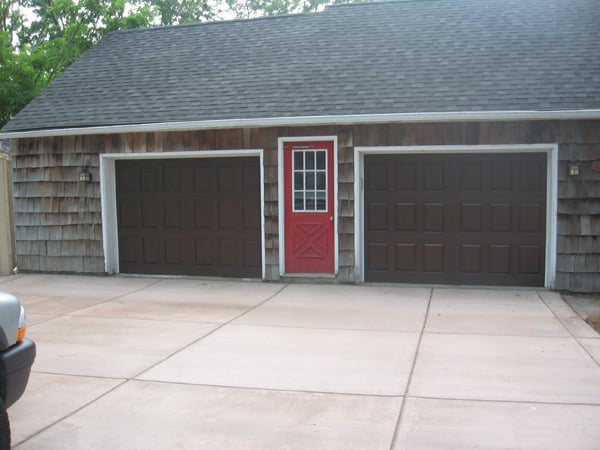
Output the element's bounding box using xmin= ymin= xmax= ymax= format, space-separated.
xmin=1 ymin=274 xmax=599 ymax=449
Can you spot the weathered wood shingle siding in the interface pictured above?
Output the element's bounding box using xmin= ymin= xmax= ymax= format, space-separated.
xmin=557 ymin=140 xmax=600 ymax=293
xmin=13 ymin=136 xmax=103 ymax=272
xmin=11 ymin=119 xmax=600 ymax=292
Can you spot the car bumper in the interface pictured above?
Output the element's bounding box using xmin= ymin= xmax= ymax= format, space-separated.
xmin=0 ymin=338 xmax=36 ymax=408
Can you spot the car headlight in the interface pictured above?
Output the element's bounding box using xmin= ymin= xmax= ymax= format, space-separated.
xmin=17 ymin=305 xmax=27 ymax=342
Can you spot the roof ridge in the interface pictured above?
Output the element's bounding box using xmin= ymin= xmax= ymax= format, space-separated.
xmin=107 ymin=9 xmax=317 ymax=36
xmin=326 ymin=0 xmax=441 ymax=9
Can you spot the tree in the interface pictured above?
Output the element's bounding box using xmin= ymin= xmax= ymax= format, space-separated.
xmin=150 ymin=0 xmax=215 ymax=26
xmin=0 ymin=31 xmax=38 ymax=126
xmin=225 ymin=0 xmax=330 ymax=18
xmin=224 ymin=0 xmax=366 ymax=19
xmin=0 ymin=1 xmax=36 ymax=126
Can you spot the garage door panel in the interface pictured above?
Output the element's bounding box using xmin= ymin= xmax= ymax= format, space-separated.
xmin=395 ymin=163 xmax=416 ymax=190
xmin=423 ymin=163 xmax=445 ymax=190
xmin=217 ymin=201 xmax=237 ymax=229
xmin=119 ymin=237 xmax=138 ymax=264
xmin=164 ymin=199 xmax=183 ymax=228
xmin=423 ymin=203 xmax=445 ymax=232
xmin=193 ymin=167 xmax=210 ymax=192
xmin=461 ymin=162 xmax=483 ymax=190
xmin=367 ymin=203 xmax=388 ymax=231
xmin=219 ymin=240 xmax=237 ymax=266
xmin=519 ymin=245 xmax=543 ymax=274
xmin=243 ymin=202 xmax=261 ymax=229
xmin=117 ymin=157 xmax=261 ymax=278
xmin=244 ymin=240 xmax=262 ymax=267
xmin=118 ymin=202 xmax=138 ymax=228
xmin=217 ymin=165 xmax=235 ymax=192
xmin=460 ymin=244 xmax=482 ymax=273
xmin=423 ymin=244 xmax=445 ymax=272
xmin=242 ymin=164 xmax=260 ymax=191
xmin=142 ymin=238 xmax=161 ymax=264
xmin=490 ymin=161 xmax=512 ymax=190
xmin=395 ymin=203 xmax=417 ymax=231
xmin=489 ymin=245 xmax=511 ymax=273
xmin=364 ymin=153 xmax=546 ymax=286
xmin=195 ymin=239 xmax=212 ymax=266
xmin=141 ymin=201 xmax=159 ymax=228
xmin=163 ymin=166 xmax=181 ymax=192
xmin=117 ymin=166 xmax=138 ymax=193
xmin=490 ymin=203 xmax=512 ymax=232
xmin=461 ymin=203 xmax=483 ymax=232
xmin=193 ymin=200 xmax=211 ymax=229
xmin=141 ymin=167 xmax=159 ymax=192
xmin=366 ymin=164 xmax=387 ymax=191
xmin=367 ymin=242 xmax=388 ymax=271
xmin=165 ymin=239 xmax=183 ymax=265
xmin=395 ymin=243 xmax=416 ymax=271
xmin=519 ymin=161 xmax=545 ymax=190
xmin=519 ymin=203 xmax=544 ymax=232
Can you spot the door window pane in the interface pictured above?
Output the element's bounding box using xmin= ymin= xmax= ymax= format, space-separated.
xmin=292 ymin=149 xmax=328 ymax=212
xmin=306 ymin=172 xmax=315 ymax=190
xmin=316 ymin=191 xmax=326 ymax=211
xmin=294 ymin=173 xmax=303 ymax=190
xmin=294 ymin=152 xmax=303 ymax=170
xmin=306 ymin=151 xmax=315 ymax=170
xmin=294 ymin=192 xmax=304 ymax=210
xmin=305 ymin=192 xmax=315 ymax=210
xmin=317 ymin=172 xmax=326 ymax=190
xmin=316 ymin=151 xmax=326 ymax=170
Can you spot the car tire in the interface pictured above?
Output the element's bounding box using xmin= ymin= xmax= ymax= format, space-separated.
xmin=0 ymin=398 xmax=10 ymax=450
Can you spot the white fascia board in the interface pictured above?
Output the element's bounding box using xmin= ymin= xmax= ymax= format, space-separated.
xmin=2 ymin=109 xmax=600 ymax=139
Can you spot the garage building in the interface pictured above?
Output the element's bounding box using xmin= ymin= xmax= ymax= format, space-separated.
xmin=2 ymin=0 xmax=599 ymax=291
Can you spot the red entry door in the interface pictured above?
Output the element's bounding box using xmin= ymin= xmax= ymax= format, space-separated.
xmin=284 ymin=141 xmax=335 ymax=273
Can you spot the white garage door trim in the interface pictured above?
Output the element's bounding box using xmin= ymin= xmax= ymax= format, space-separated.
xmin=354 ymin=144 xmax=558 ymax=288
xmin=100 ymin=149 xmax=265 ymax=278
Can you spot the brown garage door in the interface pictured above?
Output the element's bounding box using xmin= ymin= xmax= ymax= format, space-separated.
xmin=364 ymin=153 xmax=546 ymax=286
xmin=116 ymin=157 xmax=261 ymax=278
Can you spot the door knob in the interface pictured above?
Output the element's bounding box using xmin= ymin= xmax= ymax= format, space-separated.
xmin=330 ymin=216 xmax=333 ymax=221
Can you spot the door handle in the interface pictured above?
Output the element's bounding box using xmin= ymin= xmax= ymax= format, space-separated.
xmin=330 ymin=216 xmax=333 ymax=221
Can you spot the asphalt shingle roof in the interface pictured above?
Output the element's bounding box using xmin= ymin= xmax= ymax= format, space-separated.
xmin=3 ymin=0 xmax=600 ymax=133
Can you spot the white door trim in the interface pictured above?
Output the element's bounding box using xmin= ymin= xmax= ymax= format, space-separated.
xmin=354 ymin=144 xmax=558 ymax=288
xmin=278 ymin=136 xmax=339 ymax=276
xmin=99 ymin=149 xmax=265 ymax=278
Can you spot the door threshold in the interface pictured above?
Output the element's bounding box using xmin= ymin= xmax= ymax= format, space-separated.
xmin=283 ymin=273 xmax=336 ymax=278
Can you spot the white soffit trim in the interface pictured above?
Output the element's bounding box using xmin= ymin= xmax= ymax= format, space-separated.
xmin=2 ymin=109 xmax=600 ymax=139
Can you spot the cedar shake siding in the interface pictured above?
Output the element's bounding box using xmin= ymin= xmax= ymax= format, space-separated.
xmin=10 ymin=119 xmax=600 ymax=292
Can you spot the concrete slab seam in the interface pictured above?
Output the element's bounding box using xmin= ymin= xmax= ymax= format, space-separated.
xmin=537 ymin=290 xmax=600 ymax=369
xmin=131 ymin=378 xmax=406 ymax=399
xmin=408 ymin=394 xmax=600 ymax=408
xmin=63 ymin=276 xmax=164 ymax=316
xmin=131 ymin=283 xmax=291 ymax=381
xmin=12 ymin=378 xmax=129 ymax=447
xmin=389 ymin=287 xmax=434 ymax=449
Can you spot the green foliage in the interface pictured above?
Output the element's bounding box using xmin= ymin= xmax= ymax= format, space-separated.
xmin=0 ymin=31 xmax=38 ymax=126
xmin=150 ymin=0 xmax=214 ymax=25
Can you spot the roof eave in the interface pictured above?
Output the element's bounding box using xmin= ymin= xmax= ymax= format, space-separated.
xmin=2 ymin=109 xmax=600 ymax=140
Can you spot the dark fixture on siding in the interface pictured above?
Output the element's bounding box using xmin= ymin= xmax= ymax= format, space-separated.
xmin=568 ymin=163 xmax=580 ymax=177
xmin=79 ymin=171 xmax=91 ymax=182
